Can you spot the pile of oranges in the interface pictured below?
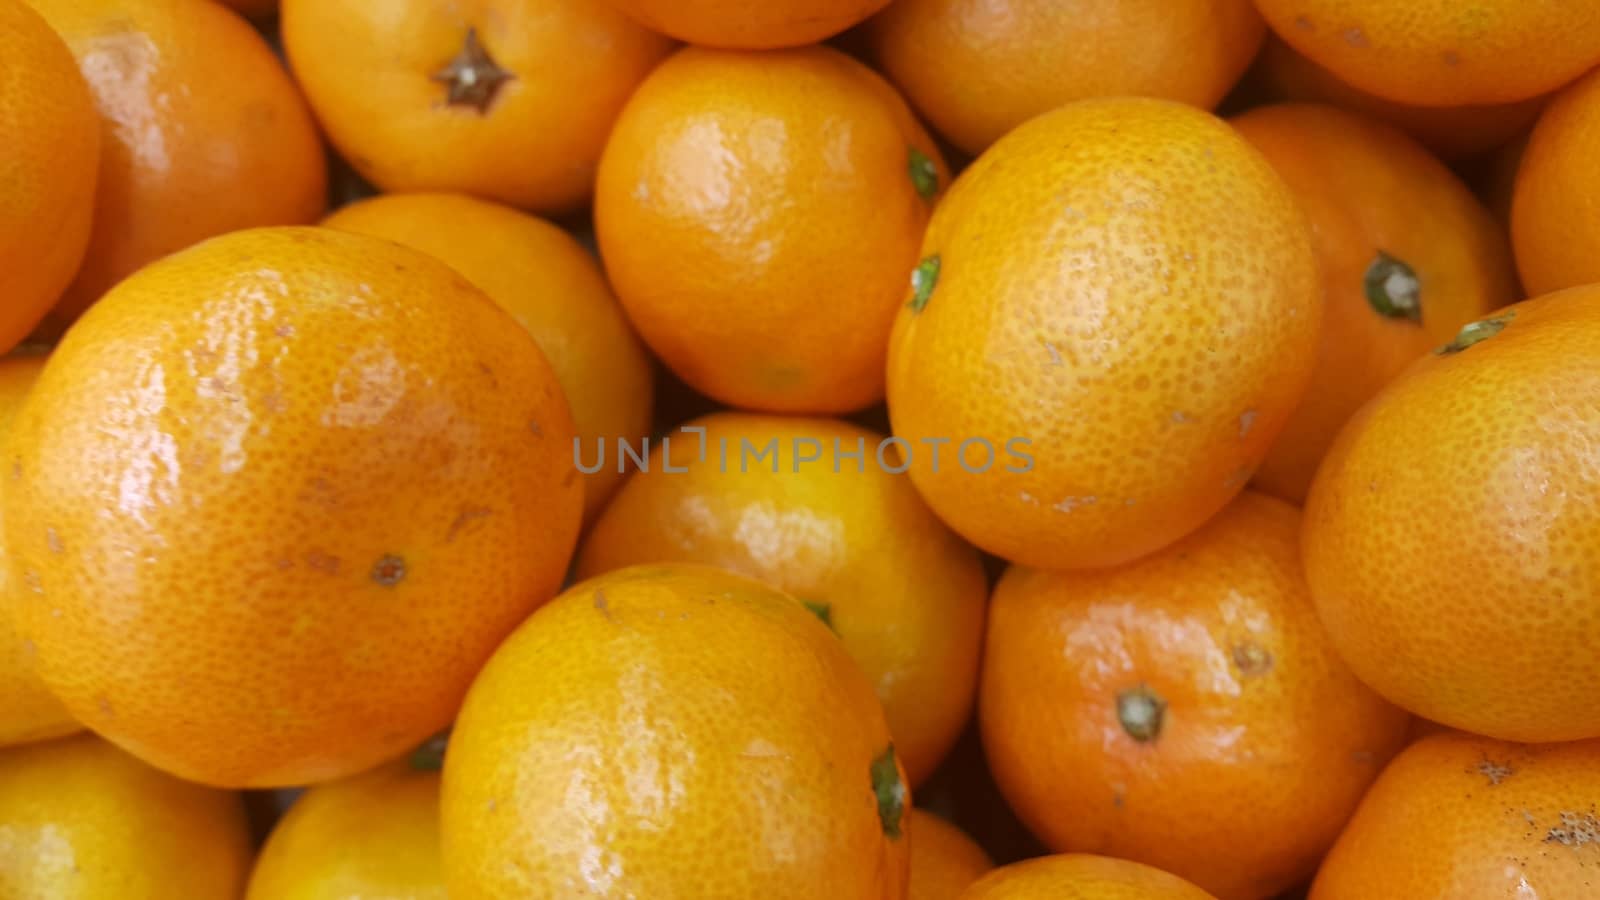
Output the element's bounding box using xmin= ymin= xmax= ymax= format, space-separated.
xmin=2 ymin=0 xmax=1598 ymax=898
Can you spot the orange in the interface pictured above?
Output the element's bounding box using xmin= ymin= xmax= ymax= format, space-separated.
xmin=1310 ymin=732 xmax=1600 ymax=897
xmin=1513 ymin=66 xmax=1600 ymax=296
xmin=1304 ymin=287 xmax=1600 ymax=743
xmin=1232 ymin=103 xmax=1517 ymax=504
xmin=282 ymin=0 xmax=671 ymax=214
xmin=0 ymin=733 xmax=252 ymax=898
xmin=959 ymin=854 xmax=1219 ymax=900
xmin=3 ymin=226 xmax=582 ymax=788
xmin=0 ymin=0 xmax=98 ymax=353
xmin=0 ymin=351 xmax=79 ymax=748
xmin=1254 ymin=0 xmax=1600 ymax=107
xmin=247 ymin=759 xmax=444 ymax=899
xmin=575 ymin=413 xmax=988 ymax=786
xmin=909 ymin=808 xmax=994 ymax=900
xmin=981 ymin=491 xmax=1409 ymax=899
xmin=324 ymin=192 xmax=654 ymax=522
xmin=26 ymin=0 xmax=326 ymax=335
xmin=1245 ymin=35 xmax=1546 ymax=161
xmin=596 ymin=45 xmax=948 ymax=414
xmin=867 ymin=0 xmax=1265 ymax=156
xmin=603 ymin=0 xmax=887 ymax=49
xmin=441 ymin=564 xmax=910 ymax=899
xmin=887 ymin=98 xmax=1319 ymax=570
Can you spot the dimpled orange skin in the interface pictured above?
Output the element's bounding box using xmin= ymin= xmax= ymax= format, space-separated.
xmin=0 ymin=353 xmax=80 ymax=748
xmin=1310 ymin=733 xmax=1600 ymax=898
xmin=981 ymin=492 xmax=1410 ymax=899
xmin=0 ymin=0 xmax=99 ymax=353
xmin=959 ymin=854 xmax=1220 ymax=900
xmin=0 ymin=734 xmax=252 ymax=899
xmin=1303 ymin=288 xmax=1600 ymax=743
xmin=604 ymin=0 xmax=887 ymax=49
xmin=1255 ymin=0 xmax=1600 ymax=107
xmin=867 ymin=0 xmax=1264 ymax=156
xmin=3 ymin=227 xmax=582 ymax=789
xmin=441 ymin=564 xmax=910 ymax=899
xmin=575 ymin=413 xmax=987 ymax=787
xmin=909 ymin=809 xmax=994 ymax=900
xmin=282 ymin=0 xmax=671 ymax=215
xmin=323 ymin=192 xmax=653 ymax=523
xmin=246 ymin=762 xmax=445 ymax=900
xmin=887 ymin=98 xmax=1320 ymax=571
xmin=27 ymin=0 xmax=326 ymax=336
xmin=1232 ymin=104 xmax=1516 ymax=504
xmin=1512 ymin=67 xmax=1600 ymax=297
xmin=596 ymin=45 xmax=948 ymax=414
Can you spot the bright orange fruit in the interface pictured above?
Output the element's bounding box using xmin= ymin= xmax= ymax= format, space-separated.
xmin=4 ymin=227 xmax=581 ymax=788
xmin=441 ymin=564 xmax=910 ymax=899
xmin=960 ymin=854 xmax=1219 ymax=900
xmin=868 ymin=0 xmax=1265 ymax=156
xmin=603 ymin=0 xmax=888 ymax=49
xmin=887 ymin=97 xmax=1319 ymax=570
xmin=1232 ymin=103 xmax=1516 ymax=503
xmin=282 ymin=0 xmax=671 ymax=214
xmin=1304 ymin=287 xmax=1600 ymax=743
xmin=596 ymin=45 xmax=947 ymax=414
xmin=1513 ymin=66 xmax=1600 ymax=296
xmin=909 ymin=808 xmax=994 ymax=900
xmin=1311 ymin=733 xmax=1600 ymax=898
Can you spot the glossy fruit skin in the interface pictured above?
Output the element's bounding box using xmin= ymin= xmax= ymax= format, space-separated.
xmin=1310 ymin=733 xmax=1600 ymax=898
xmin=324 ymin=192 xmax=653 ymax=523
xmin=441 ymin=564 xmax=910 ymax=899
xmin=1304 ymin=287 xmax=1600 ymax=743
xmin=887 ymin=97 xmax=1319 ymax=570
xmin=0 ymin=734 xmax=252 ymax=898
xmin=982 ymin=492 xmax=1409 ymax=899
xmin=0 ymin=0 xmax=99 ymax=352
xmin=1245 ymin=35 xmax=1546 ymax=161
xmin=575 ymin=413 xmax=987 ymax=786
xmin=26 ymin=0 xmax=326 ymax=335
xmin=4 ymin=226 xmax=582 ymax=788
xmin=959 ymin=854 xmax=1219 ymax=900
xmin=596 ymin=45 xmax=947 ymax=414
xmin=1513 ymin=67 xmax=1600 ymax=296
xmin=909 ymin=808 xmax=994 ymax=900
xmin=246 ymin=761 xmax=445 ymax=900
xmin=0 ymin=353 xmax=80 ymax=748
xmin=604 ymin=0 xmax=887 ymax=49
xmin=1232 ymin=103 xmax=1516 ymax=504
xmin=1254 ymin=0 xmax=1600 ymax=107
xmin=283 ymin=0 xmax=671 ymax=214
xmin=867 ymin=0 xmax=1264 ymax=156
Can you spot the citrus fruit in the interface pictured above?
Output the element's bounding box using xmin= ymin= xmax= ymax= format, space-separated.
xmin=3 ymin=226 xmax=582 ymax=788
xmin=1513 ymin=66 xmax=1600 ymax=296
xmin=282 ymin=0 xmax=671 ymax=214
xmin=0 ymin=352 xmax=80 ymax=748
xmin=575 ymin=413 xmax=988 ymax=786
xmin=324 ymin=192 xmax=653 ymax=522
xmin=959 ymin=854 xmax=1219 ymax=900
xmin=887 ymin=97 xmax=1319 ymax=570
xmin=909 ymin=808 xmax=993 ymax=900
xmin=867 ymin=0 xmax=1265 ymax=156
xmin=441 ymin=564 xmax=910 ymax=899
xmin=1254 ymin=0 xmax=1600 ymax=107
xmin=1303 ymin=287 xmax=1600 ymax=742
xmin=26 ymin=0 xmax=326 ymax=335
xmin=1310 ymin=732 xmax=1600 ymax=898
xmin=246 ymin=758 xmax=444 ymax=899
xmin=982 ymin=491 xmax=1409 ymax=898
xmin=596 ymin=45 xmax=947 ymax=414
xmin=0 ymin=734 xmax=252 ymax=898
xmin=0 ymin=0 xmax=98 ymax=353
xmin=602 ymin=0 xmax=887 ymax=49
xmin=1232 ymin=103 xmax=1516 ymax=503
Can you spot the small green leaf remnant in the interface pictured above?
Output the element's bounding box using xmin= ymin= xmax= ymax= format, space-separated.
xmin=1363 ymin=251 xmax=1422 ymax=323
xmin=908 ymin=147 xmax=939 ymax=201
xmin=871 ymin=744 xmax=906 ymax=839
xmin=801 ymin=599 xmax=835 ymax=632
xmin=909 ymin=255 xmax=941 ymax=313
xmin=1117 ymin=684 xmax=1167 ymax=743
xmin=1436 ymin=311 xmax=1515 ymax=355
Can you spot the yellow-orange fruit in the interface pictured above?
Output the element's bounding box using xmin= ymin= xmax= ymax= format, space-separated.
xmin=1512 ymin=66 xmax=1600 ymax=296
xmin=603 ymin=0 xmax=887 ymax=49
xmin=910 ymin=809 xmax=994 ymax=900
xmin=959 ymin=854 xmax=1219 ymax=900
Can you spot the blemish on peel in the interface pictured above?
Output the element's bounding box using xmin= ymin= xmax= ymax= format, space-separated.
xmin=1342 ymin=27 xmax=1369 ymax=47
xmin=1544 ymin=811 xmax=1599 ymax=847
xmin=371 ymin=554 xmax=407 ymax=586
xmin=1054 ymin=495 xmax=1098 ymax=513
xmin=1044 ymin=342 xmax=1064 ymax=366
xmin=1238 ymin=409 xmax=1258 ymax=438
xmin=1475 ymin=758 xmax=1515 ymax=785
